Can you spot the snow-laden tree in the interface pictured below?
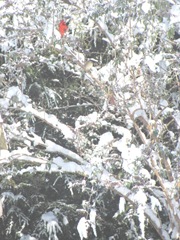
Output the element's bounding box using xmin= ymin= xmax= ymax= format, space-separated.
xmin=0 ymin=0 xmax=180 ymax=239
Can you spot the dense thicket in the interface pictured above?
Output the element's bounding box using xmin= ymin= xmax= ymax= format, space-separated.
xmin=0 ymin=0 xmax=180 ymax=239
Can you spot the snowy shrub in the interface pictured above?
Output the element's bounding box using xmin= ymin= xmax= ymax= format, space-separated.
xmin=0 ymin=0 xmax=179 ymax=239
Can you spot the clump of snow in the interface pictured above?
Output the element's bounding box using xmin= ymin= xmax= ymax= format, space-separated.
xmin=112 ymin=126 xmax=142 ymax=174
xmin=98 ymin=60 xmax=115 ymax=82
xmin=114 ymin=142 xmax=142 ymax=174
xmin=6 ymin=86 xmax=28 ymax=107
xmin=113 ymin=196 xmax=126 ymax=218
xmin=144 ymin=56 xmax=159 ymax=72
xmin=19 ymin=234 xmax=37 ymax=240
xmin=98 ymin=16 xmax=115 ymax=43
xmin=134 ymin=189 xmax=147 ymax=238
xmin=119 ymin=197 xmax=126 ymax=214
xmin=77 ymin=217 xmax=90 ymax=240
xmin=173 ymin=111 xmax=180 ymax=129
xmin=0 ymin=196 xmax=4 ymax=218
xmin=127 ymin=52 xmax=143 ymax=68
xmin=133 ymin=20 xmax=145 ymax=35
xmin=137 ymin=205 xmax=146 ymax=238
xmin=0 ymin=99 xmax=9 ymax=109
xmin=141 ymin=1 xmax=151 ymax=13
xmin=98 ymin=132 xmax=114 ymax=147
xmin=41 ymin=211 xmax=62 ymax=239
xmin=134 ymin=189 xmax=147 ymax=205
xmin=41 ymin=211 xmax=58 ymax=222
xmin=77 ymin=208 xmax=97 ymax=239
xmin=89 ymin=208 xmax=97 ymax=237
xmin=62 ymin=215 xmax=69 ymax=226
xmin=75 ymin=112 xmax=98 ymax=129
xmin=113 ymin=126 xmax=132 ymax=143
xmin=139 ymin=168 xmax=151 ymax=179
xmin=150 ymin=196 xmax=162 ymax=212
xmin=170 ymin=4 xmax=180 ymax=24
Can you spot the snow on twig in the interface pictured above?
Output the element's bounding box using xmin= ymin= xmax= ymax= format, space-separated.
xmin=45 ymin=139 xmax=85 ymax=165
xmin=21 ymin=105 xmax=75 ymax=141
xmin=96 ymin=16 xmax=115 ymax=47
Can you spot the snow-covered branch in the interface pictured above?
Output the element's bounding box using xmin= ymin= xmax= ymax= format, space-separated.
xmin=0 ymin=149 xmax=47 ymax=165
xmin=21 ymin=105 xmax=75 ymax=141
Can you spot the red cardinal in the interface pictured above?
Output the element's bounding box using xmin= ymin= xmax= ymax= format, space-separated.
xmin=59 ymin=20 xmax=68 ymax=37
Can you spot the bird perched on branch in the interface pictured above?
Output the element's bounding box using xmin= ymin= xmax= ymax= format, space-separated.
xmin=58 ymin=20 xmax=68 ymax=37
xmin=84 ymin=61 xmax=93 ymax=71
